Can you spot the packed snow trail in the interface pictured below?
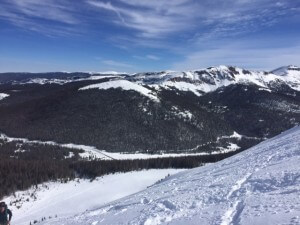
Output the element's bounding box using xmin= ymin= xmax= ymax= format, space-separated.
xmin=41 ymin=126 xmax=300 ymax=225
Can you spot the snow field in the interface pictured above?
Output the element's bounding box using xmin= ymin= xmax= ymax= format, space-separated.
xmin=42 ymin=126 xmax=300 ymax=225
xmin=2 ymin=169 xmax=184 ymax=225
xmin=79 ymin=80 xmax=159 ymax=102
xmin=0 ymin=93 xmax=9 ymax=100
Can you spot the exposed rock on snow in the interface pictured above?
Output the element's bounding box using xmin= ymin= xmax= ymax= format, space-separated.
xmin=43 ymin=126 xmax=300 ymax=225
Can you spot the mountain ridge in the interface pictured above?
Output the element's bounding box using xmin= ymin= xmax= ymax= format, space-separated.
xmin=2 ymin=65 xmax=299 ymax=96
xmin=0 ymin=65 xmax=299 ymax=153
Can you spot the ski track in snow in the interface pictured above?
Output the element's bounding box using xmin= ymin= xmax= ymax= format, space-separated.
xmin=220 ymin=173 xmax=253 ymax=225
xmin=220 ymin=145 xmax=278 ymax=225
xmin=40 ymin=126 xmax=300 ymax=225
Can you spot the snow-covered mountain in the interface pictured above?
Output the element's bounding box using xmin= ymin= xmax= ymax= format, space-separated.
xmin=123 ymin=65 xmax=300 ymax=96
xmin=42 ymin=126 xmax=300 ymax=225
xmin=0 ymin=65 xmax=299 ymax=153
xmin=6 ymin=65 xmax=300 ymax=96
xmin=271 ymin=65 xmax=300 ymax=76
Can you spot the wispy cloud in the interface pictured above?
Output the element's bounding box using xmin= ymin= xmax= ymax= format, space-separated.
xmin=102 ymin=60 xmax=133 ymax=68
xmin=87 ymin=0 xmax=197 ymax=37
xmin=0 ymin=0 xmax=299 ymax=72
xmin=11 ymin=0 xmax=78 ymax=24
xmin=134 ymin=54 xmax=161 ymax=61
xmin=146 ymin=55 xmax=160 ymax=61
xmin=87 ymin=0 xmax=297 ymax=40
xmin=1 ymin=0 xmax=297 ymax=41
xmin=0 ymin=0 xmax=82 ymax=36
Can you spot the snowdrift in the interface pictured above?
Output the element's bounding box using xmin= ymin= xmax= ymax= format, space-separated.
xmin=42 ymin=126 xmax=300 ymax=225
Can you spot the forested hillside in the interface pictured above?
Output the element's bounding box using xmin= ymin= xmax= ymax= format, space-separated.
xmin=0 ymin=138 xmax=238 ymax=199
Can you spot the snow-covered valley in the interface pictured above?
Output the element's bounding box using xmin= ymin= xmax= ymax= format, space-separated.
xmin=1 ymin=66 xmax=300 ymax=225
xmin=39 ymin=126 xmax=300 ymax=225
xmin=0 ymin=132 xmax=243 ymax=160
xmin=0 ymin=65 xmax=299 ymax=154
xmin=2 ymin=169 xmax=183 ymax=225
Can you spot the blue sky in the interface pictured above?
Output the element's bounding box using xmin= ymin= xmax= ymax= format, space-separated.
xmin=0 ymin=0 xmax=299 ymax=72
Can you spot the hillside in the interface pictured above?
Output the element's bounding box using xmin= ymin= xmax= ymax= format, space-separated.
xmin=2 ymin=169 xmax=183 ymax=225
xmin=0 ymin=65 xmax=299 ymax=153
xmin=42 ymin=126 xmax=300 ymax=225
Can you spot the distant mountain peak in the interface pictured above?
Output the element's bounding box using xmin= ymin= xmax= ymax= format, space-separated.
xmin=271 ymin=65 xmax=300 ymax=76
xmin=1 ymin=65 xmax=299 ymax=93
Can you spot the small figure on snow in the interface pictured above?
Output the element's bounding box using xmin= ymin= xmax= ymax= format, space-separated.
xmin=0 ymin=202 xmax=12 ymax=225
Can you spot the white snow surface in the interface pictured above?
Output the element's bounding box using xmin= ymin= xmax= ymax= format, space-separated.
xmin=43 ymin=126 xmax=300 ymax=225
xmin=17 ymin=65 xmax=300 ymax=98
xmin=0 ymin=93 xmax=9 ymax=100
xmin=23 ymin=75 xmax=118 ymax=85
xmin=3 ymin=170 xmax=183 ymax=225
xmin=91 ymin=71 xmax=127 ymax=75
xmin=78 ymin=65 xmax=300 ymax=99
xmin=79 ymin=80 xmax=159 ymax=102
xmin=270 ymin=65 xmax=300 ymax=91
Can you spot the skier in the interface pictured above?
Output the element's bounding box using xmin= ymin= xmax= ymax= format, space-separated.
xmin=0 ymin=202 xmax=12 ymax=225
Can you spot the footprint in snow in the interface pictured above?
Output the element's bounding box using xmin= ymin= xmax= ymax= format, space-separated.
xmin=141 ymin=197 xmax=151 ymax=204
xmin=158 ymin=200 xmax=176 ymax=210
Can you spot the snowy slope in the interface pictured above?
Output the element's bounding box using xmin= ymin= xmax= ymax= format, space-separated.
xmin=78 ymin=65 xmax=300 ymax=99
xmin=79 ymin=80 xmax=159 ymax=102
xmin=23 ymin=75 xmax=120 ymax=85
xmin=43 ymin=126 xmax=300 ymax=225
xmin=144 ymin=65 xmax=300 ymax=94
xmin=15 ymin=65 xmax=300 ymax=98
xmin=271 ymin=65 xmax=300 ymax=76
xmin=271 ymin=65 xmax=300 ymax=91
xmin=0 ymin=93 xmax=9 ymax=100
xmin=3 ymin=169 xmax=183 ymax=225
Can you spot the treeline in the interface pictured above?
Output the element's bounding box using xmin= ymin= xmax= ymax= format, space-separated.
xmin=0 ymin=140 xmax=79 ymax=199
xmin=0 ymin=159 xmax=73 ymax=199
xmin=70 ymin=152 xmax=237 ymax=179
xmin=0 ymin=139 xmax=240 ymax=199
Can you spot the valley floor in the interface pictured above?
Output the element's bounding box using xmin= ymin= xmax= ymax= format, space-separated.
xmin=2 ymin=169 xmax=184 ymax=225
xmin=0 ymin=132 xmax=240 ymax=160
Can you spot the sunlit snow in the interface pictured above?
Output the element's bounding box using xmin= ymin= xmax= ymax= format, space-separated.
xmin=79 ymin=80 xmax=159 ymax=102
xmin=3 ymin=170 xmax=183 ymax=225
xmin=0 ymin=93 xmax=9 ymax=100
xmin=42 ymin=126 xmax=300 ymax=225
